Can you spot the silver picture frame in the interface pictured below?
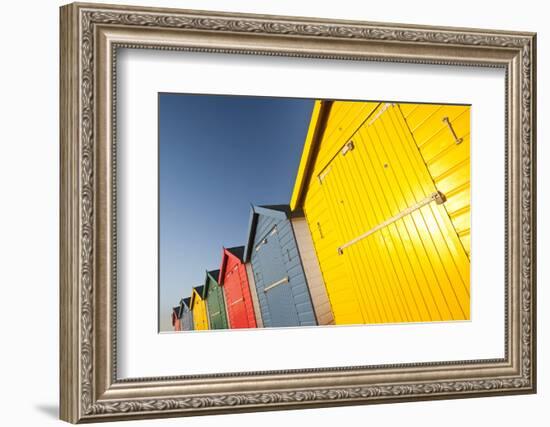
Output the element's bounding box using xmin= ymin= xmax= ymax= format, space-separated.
xmin=60 ymin=2 xmax=536 ymax=423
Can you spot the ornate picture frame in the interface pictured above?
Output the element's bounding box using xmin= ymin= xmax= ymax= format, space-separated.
xmin=60 ymin=2 xmax=536 ymax=423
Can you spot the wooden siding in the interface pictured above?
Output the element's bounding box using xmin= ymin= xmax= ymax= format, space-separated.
xmin=181 ymin=307 xmax=194 ymax=331
xmin=294 ymin=101 xmax=470 ymax=325
xmin=399 ymin=103 xmax=471 ymax=257
xmin=190 ymin=289 xmax=209 ymax=331
xmin=245 ymin=262 xmax=264 ymax=328
xmin=220 ymin=249 xmax=258 ymax=329
xmin=250 ymin=212 xmax=317 ymax=327
xmin=205 ymin=274 xmax=229 ymax=330
xmin=310 ymin=101 xmax=380 ymax=179
xmin=171 ymin=311 xmax=181 ymax=332
xmin=291 ymin=217 xmax=335 ymax=325
xmin=302 ymin=179 xmax=359 ymax=324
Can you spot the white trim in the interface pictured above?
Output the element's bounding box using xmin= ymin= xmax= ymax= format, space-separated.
xmin=117 ymin=48 xmax=505 ymax=377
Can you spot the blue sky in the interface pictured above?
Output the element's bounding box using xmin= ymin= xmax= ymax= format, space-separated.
xmin=159 ymin=93 xmax=314 ymax=331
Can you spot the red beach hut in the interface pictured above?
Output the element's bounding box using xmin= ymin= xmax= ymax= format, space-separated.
xmin=171 ymin=306 xmax=182 ymax=332
xmin=219 ymin=246 xmax=258 ymax=329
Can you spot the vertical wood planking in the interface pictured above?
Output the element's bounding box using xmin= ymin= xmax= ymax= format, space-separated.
xmin=191 ymin=287 xmax=210 ymax=330
xmin=249 ymin=210 xmax=317 ymax=327
xmin=301 ymin=101 xmax=471 ymax=324
xmin=292 ymin=217 xmax=335 ymax=325
xmin=245 ymin=262 xmax=264 ymax=328
xmin=220 ymin=249 xmax=258 ymax=329
xmin=205 ymin=273 xmax=229 ymax=330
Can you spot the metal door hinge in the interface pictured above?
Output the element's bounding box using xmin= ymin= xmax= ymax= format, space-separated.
xmin=341 ymin=140 xmax=355 ymax=156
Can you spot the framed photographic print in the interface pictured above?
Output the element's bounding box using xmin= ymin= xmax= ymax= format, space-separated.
xmin=59 ymin=2 xmax=537 ymax=423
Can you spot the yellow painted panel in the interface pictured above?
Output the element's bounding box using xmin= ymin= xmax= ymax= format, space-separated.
xmin=400 ymin=104 xmax=441 ymax=133
xmin=191 ymin=289 xmax=209 ymax=330
xmin=397 ymin=103 xmax=418 ymax=117
xmin=299 ymin=102 xmax=471 ymax=324
xmin=401 ymin=104 xmax=471 ymax=257
xmin=449 ymin=209 xmax=470 ymax=235
xmin=312 ymin=101 xmax=380 ymax=177
xmin=304 ymin=177 xmax=362 ymax=324
xmin=459 ymin=233 xmax=471 ymax=257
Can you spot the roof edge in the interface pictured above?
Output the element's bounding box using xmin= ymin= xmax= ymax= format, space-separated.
xmin=244 ymin=205 xmax=291 ymax=261
xmin=243 ymin=207 xmax=258 ymax=262
xmin=290 ymin=100 xmax=331 ymax=211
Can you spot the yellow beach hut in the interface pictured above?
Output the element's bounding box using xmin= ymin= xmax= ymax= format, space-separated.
xmin=190 ymin=285 xmax=209 ymax=330
xmin=290 ymin=100 xmax=471 ymax=325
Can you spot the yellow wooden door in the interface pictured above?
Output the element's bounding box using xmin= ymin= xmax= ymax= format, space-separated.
xmin=306 ymin=102 xmax=470 ymax=324
xmin=192 ymin=297 xmax=210 ymax=331
xmin=300 ymin=102 xmax=379 ymax=325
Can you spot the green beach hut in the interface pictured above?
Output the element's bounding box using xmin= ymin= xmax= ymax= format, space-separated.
xmin=203 ymin=269 xmax=229 ymax=329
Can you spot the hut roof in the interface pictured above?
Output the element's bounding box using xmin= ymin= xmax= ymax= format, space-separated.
xmin=226 ymin=246 xmax=245 ymax=261
xmin=244 ymin=204 xmax=304 ymax=262
xmin=190 ymin=285 xmax=205 ymax=308
xmin=219 ymin=246 xmax=245 ymax=284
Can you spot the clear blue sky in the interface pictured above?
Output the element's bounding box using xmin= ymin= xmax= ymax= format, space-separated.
xmin=159 ymin=93 xmax=314 ymax=331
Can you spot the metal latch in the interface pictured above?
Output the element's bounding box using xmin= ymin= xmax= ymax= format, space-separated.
xmin=341 ymin=140 xmax=354 ymax=156
xmin=337 ymin=190 xmax=447 ymax=255
xmin=442 ymin=116 xmax=463 ymax=145
xmin=255 ymin=236 xmax=269 ymax=251
xmin=263 ymin=276 xmax=289 ymax=293
xmin=230 ymin=298 xmax=244 ymax=306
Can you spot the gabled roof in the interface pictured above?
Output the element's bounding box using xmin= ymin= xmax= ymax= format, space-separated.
xmin=257 ymin=204 xmax=291 ymax=216
xmin=190 ymin=285 xmax=205 ymax=308
xmin=208 ymin=269 xmax=220 ymax=281
xmin=179 ymin=297 xmax=191 ymax=313
xmin=290 ymin=100 xmax=333 ymax=211
xmin=219 ymin=246 xmax=245 ymax=285
xmin=226 ymin=246 xmax=245 ymax=261
xmin=172 ymin=306 xmax=182 ymax=320
xmin=202 ymin=269 xmax=220 ymax=297
xmin=244 ymin=204 xmax=305 ymax=262
xmin=171 ymin=308 xmax=178 ymax=327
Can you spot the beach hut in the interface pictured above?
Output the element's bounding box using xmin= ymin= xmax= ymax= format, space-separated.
xmin=218 ymin=246 xmax=259 ymax=329
xmin=244 ymin=205 xmax=321 ymax=328
xmin=178 ymin=297 xmax=194 ymax=331
xmin=171 ymin=306 xmax=182 ymax=331
xmin=290 ymin=100 xmax=471 ymax=325
xmin=203 ymin=270 xmax=229 ymax=330
xmin=190 ymin=285 xmax=209 ymax=330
